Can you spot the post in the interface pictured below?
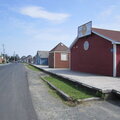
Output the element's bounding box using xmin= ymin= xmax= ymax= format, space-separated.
xmin=113 ymin=44 xmax=117 ymax=77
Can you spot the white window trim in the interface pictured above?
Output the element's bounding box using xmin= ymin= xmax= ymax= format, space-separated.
xmin=61 ymin=53 xmax=68 ymax=61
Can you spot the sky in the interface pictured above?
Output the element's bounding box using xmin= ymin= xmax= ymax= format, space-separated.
xmin=0 ymin=0 xmax=120 ymax=57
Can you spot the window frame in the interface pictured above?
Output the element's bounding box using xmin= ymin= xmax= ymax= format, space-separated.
xmin=61 ymin=53 xmax=68 ymax=61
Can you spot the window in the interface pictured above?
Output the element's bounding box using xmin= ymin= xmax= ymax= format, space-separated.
xmin=61 ymin=53 xmax=68 ymax=61
xmin=84 ymin=41 xmax=89 ymax=50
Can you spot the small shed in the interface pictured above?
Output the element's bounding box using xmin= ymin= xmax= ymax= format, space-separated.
xmin=49 ymin=42 xmax=70 ymax=68
xmin=35 ymin=51 xmax=49 ymax=65
xmin=70 ymin=21 xmax=120 ymax=77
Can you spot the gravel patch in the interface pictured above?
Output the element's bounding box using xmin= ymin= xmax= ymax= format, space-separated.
xmin=26 ymin=68 xmax=120 ymax=120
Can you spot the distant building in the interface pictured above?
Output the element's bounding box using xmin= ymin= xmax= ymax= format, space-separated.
xmin=26 ymin=55 xmax=33 ymax=63
xmin=0 ymin=56 xmax=3 ymax=64
xmin=70 ymin=21 xmax=120 ymax=77
xmin=1 ymin=54 xmax=7 ymax=63
xmin=33 ymin=56 xmax=36 ymax=64
xmin=35 ymin=51 xmax=49 ymax=65
xmin=49 ymin=42 xmax=70 ymax=68
xmin=21 ymin=56 xmax=26 ymax=63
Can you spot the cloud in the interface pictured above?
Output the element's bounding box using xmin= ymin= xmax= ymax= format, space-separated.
xmin=8 ymin=17 xmax=74 ymax=45
xmin=24 ymin=27 xmax=73 ymax=43
xmin=94 ymin=5 xmax=120 ymax=30
xmin=19 ymin=6 xmax=70 ymax=22
xmin=99 ymin=5 xmax=115 ymax=18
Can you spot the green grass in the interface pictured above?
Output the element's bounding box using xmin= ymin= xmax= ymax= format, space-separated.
xmin=26 ymin=64 xmax=40 ymax=72
xmin=43 ymin=76 xmax=95 ymax=100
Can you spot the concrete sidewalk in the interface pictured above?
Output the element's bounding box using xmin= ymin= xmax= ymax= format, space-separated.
xmin=0 ymin=63 xmax=10 ymax=66
xmin=33 ymin=64 xmax=120 ymax=94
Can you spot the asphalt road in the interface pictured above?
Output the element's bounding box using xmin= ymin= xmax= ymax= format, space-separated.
xmin=0 ymin=63 xmax=38 ymax=120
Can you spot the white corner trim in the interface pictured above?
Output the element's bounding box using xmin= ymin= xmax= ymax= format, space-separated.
xmin=70 ymin=31 xmax=120 ymax=49
xmin=113 ymin=44 xmax=117 ymax=77
xmin=69 ymin=52 xmax=71 ymax=70
xmin=54 ymin=52 xmax=55 ymax=68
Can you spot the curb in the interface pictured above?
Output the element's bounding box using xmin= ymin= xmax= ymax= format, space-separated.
xmin=31 ymin=64 xmax=108 ymax=94
xmin=41 ymin=76 xmax=101 ymax=103
xmin=112 ymin=90 xmax=120 ymax=98
xmin=31 ymin=64 xmax=107 ymax=97
xmin=77 ymin=97 xmax=101 ymax=103
xmin=29 ymin=64 xmax=120 ymax=100
xmin=41 ymin=76 xmax=72 ymax=101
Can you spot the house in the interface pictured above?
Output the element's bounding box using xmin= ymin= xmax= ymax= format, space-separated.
xmin=33 ymin=56 xmax=36 ymax=64
xmin=35 ymin=51 xmax=49 ymax=65
xmin=70 ymin=21 xmax=120 ymax=77
xmin=49 ymin=42 xmax=70 ymax=68
xmin=0 ymin=56 xmax=3 ymax=64
xmin=26 ymin=55 xmax=33 ymax=63
xmin=21 ymin=56 xmax=26 ymax=63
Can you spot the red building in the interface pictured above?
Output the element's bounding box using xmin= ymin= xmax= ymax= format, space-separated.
xmin=70 ymin=21 xmax=120 ymax=77
xmin=0 ymin=57 xmax=3 ymax=64
xmin=49 ymin=42 xmax=70 ymax=68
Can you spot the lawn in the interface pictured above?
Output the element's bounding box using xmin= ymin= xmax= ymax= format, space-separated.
xmin=26 ymin=64 xmax=40 ymax=72
xmin=43 ymin=76 xmax=95 ymax=100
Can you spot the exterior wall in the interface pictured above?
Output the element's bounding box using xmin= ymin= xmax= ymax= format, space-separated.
xmin=40 ymin=58 xmax=48 ymax=65
xmin=33 ymin=57 xmax=36 ymax=64
xmin=0 ymin=57 xmax=3 ymax=64
xmin=116 ymin=45 xmax=120 ymax=76
xmin=36 ymin=56 xmax=40 ymax=65
xmin=36 ymin=56 xmax=48 ymax=65
xmin=49 ymin=53 xmax=54 ymax=68
xmin=71 ymin=33 xmax=113 ymax=76
xmin=54 ymin=52 xmax=70 ymax=68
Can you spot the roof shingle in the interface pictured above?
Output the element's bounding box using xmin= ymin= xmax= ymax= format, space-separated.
xmin=92 ymin=28 xmax=120 ymax=43
xmin=37 ymin=51 xmax=49 ymax=58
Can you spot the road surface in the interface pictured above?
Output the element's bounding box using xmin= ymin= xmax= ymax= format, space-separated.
xmin=0 ymin=63 xmax=38 ymax=120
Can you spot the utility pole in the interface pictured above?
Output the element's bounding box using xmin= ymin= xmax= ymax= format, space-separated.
xmin=2 ymin=44 xmax=6 ymax=63
xmin=14 ymin=51 xmax=16 ymax=62
xmin=2 ymin=44 xmax=5 ymax=55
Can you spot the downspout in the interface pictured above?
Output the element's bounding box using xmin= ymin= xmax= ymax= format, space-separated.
xmin=113 ymin=44 xmax=117 ymax=77
xmin=54 ymin=52 xmax=55 ymax=68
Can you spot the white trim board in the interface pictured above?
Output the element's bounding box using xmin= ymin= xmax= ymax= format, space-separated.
xmin=113 ymin=44 xmax=117 ymax=77
xmin=54 ymin=52 xmax=55 ymax=68
xmin=70 ymin=31 xmax=120 ymax=49
xmin=92 ymin=31 xmax=117 ymax=44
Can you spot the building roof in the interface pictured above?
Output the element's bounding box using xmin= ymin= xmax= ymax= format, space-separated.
xmin=50 ymin=42 xmax=69 ymax=52
xmin=70 ymin=27 xmax=120 ymax=49
xmin=37 ymin=51 xmax=49 ymax=58
xmin=26 ymin=55 xmax=32 ymax=59
xmin=92 ymin=28 xmax=120 ymax=43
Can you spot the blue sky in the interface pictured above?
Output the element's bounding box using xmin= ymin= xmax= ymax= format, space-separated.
xmin=0 ymin=0 xmax=120 ymax=57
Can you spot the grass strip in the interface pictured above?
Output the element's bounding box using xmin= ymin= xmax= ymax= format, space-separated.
xmin=43 ymin=76 xmax=95 ymax=100
xmin=26 ymin=64 xmax=40 ymax=72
